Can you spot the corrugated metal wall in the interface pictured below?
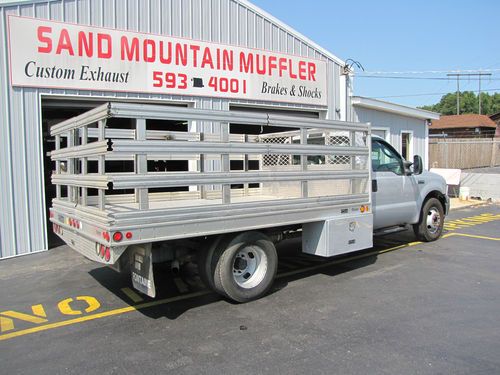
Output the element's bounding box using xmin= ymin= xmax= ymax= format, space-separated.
xmin=353 ymin=106 xmax=428 ymax=166
xmin=0 ymin=0 xmax=344 ymax=258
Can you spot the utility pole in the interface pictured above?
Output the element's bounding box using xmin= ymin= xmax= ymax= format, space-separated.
xmin=447 ymin=73 xmax=492 ymax=115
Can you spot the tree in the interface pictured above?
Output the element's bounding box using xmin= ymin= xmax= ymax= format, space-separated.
xmin=419 ymin=91 xmax=500 ymax=115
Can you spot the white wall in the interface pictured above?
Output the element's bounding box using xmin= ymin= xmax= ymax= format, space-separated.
xmin=353 ymin=106 xmax=429 ymax=168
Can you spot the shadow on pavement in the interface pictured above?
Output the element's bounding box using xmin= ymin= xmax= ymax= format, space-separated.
xmin=86 ymin=234 xmax=405 ymax=321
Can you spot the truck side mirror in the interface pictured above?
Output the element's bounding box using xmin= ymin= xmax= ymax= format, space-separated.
xmin=413 ymin=155 xmax=423 ymax=175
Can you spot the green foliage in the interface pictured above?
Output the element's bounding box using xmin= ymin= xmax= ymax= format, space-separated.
xmin=419 ymin=91 xmax=500 ymax=115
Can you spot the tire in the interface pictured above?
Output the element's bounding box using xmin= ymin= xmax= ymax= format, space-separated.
xmin=208 ymin=232 xmax=278 ymax=303
xmin=413 ymin=198 xmax=445 ymax=242
xmin=197 ymin=236 xmax=226 ymax=291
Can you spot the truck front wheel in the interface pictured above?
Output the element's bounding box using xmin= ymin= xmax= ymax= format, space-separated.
xmin=200 ymin=232 xmax=278 ymax=303
xmin=413 ymin=198 xmax=445 ymax=242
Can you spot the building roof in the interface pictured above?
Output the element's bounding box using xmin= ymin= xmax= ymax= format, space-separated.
xmin=0 ymin=0 xmax=345 ymax=66
xmin=351 ymin=96 xmax=440 ymax=121
xmin=430 ymin=114 xmax=497 ymax=129
xmin=490 ymin=112 xmax=500 ymax=122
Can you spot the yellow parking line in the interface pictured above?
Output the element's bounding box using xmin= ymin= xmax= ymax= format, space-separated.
xmin=444 ymin=232 xmax=499 ymax=241
xmin=1 ymin=225 xmax=498 ymax=342
xmin=0 ymin=290 xmax=210 ymax=342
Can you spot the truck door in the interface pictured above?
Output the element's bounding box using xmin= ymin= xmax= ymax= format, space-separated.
xmin=371 ymin=139 xmax=419 ymax=229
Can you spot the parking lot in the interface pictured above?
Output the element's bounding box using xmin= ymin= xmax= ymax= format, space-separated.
xmin=1 ymin=204 xmax=500 ymax=374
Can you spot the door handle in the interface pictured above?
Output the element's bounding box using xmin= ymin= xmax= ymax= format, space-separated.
xmin=372 ymin=179 xmax=378 ymax=192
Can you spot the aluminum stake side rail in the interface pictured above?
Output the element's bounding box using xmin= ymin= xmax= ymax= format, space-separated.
xmin=49 ymin=102 xmax=373 ymax=300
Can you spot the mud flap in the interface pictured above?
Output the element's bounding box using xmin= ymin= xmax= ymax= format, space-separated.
xmin=129 ymin=244 xmax=156 ymax=298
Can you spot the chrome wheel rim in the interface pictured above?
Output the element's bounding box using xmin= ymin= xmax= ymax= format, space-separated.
xmin=426 ymin=207 xmax=441 ymax=235
xmin=232 ymin=245 xmax=268 ymax=289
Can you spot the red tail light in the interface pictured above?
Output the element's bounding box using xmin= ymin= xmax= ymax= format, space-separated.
xmin=104 ymin=248 xmax=111 ymax=262
xmin=125 ymin=232 xmax=133 ymax=239
xmin=112 ymin=232 xmax=123 ymax=242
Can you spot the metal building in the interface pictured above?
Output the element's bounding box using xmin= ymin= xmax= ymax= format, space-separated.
xmin=0 ymin=0 xmax=351 ymax=258
xmin=352 ymin=96 xmax=440 ymax=170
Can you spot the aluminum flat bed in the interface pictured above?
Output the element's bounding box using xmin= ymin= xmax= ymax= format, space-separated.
xmin=49 ymin=102 xmax=373 ymax=301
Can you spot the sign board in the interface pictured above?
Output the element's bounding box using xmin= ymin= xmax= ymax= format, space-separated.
xmin=8 ymin=16 xmax=328 ymax=106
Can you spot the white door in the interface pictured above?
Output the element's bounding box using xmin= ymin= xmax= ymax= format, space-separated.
xmin=371 ymin=139 xmax=419 ymax=229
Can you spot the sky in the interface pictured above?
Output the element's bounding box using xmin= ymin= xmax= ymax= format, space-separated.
xmin=251 ymin=0 xmax=500 ymax=108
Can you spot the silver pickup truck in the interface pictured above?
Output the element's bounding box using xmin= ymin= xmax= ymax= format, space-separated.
xmin=49 ymin=103 xmax=448 ymax=303
xmin=371 ymin=136 xmax=449 ymax=241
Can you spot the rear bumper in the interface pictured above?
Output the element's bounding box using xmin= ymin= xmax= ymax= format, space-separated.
xmin=51 ymin=220 xmax=127 ymax=265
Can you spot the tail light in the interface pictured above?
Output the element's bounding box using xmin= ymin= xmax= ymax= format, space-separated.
xmin=104 ymin=248 xmax=111 ymax=262
xmin=112 ymin=232 xmax=123 ymax=242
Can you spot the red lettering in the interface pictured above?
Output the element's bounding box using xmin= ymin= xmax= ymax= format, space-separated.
xmin=201 ymin=47 xmax=214 ymax=69
xmin=78 ymin=31 xmax=93 ymax=57
xmin=308 ymin=62 xmax=316 ymax=81
xmin=56 ymin=29 xmax=74 ymax=56
xmin=37 ymin=26 xmax=52 ymax=53
xmin=175 ymin=44 xmax=187 ymax=66
xmin=240 ymin=52 xmax=253 ymax=74
xmin=268 ymin=56 xmax=277 ymax=76
xmin=121 ymin=36 xmax=139 ymax=61
xmin=298 ymin=61 xmax=307 ymax=80
xmin=222 ymin=50 xmax=233 ymax=71
xmin=189 ymin=45 xmax=200 ymax=67
xmin=278 ymin=58 xmax=287 ymax=77
xmin=159 ymin=41 xmax=172 ymax=64
xmin=256 ymin=54 xmax=266 ymax=75
xmin=143 ymin=39 xmax=156 ymax=63
xmin=289 ymin=59 xmax=297 ymax=79
xmin=97 ymin=34 xmax=112 ymax=58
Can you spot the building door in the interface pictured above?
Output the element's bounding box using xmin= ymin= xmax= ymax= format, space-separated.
xmin=401 ymin=131 xmax=413 ymax=161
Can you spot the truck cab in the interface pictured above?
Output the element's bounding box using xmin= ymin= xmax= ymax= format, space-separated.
xmin=371 ymin=136 xmax=449 ymax=241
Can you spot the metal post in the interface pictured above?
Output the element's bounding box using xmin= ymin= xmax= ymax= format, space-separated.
xmin=199 ymin=132 xmax=207 ymax=199
xmin=67 ymin=129 xmax=75 ymax=202
xmin=221 ymin=122 xmax=230 ymax=204
xmin=135 ymin=118 xmax=149 ymax=210
xmin=244 ymin=134 xmax=249 ymax=197
xmin=447 ymin=73 xmax=492 ymax=115
xmin=81 ymin=126 xmax=88 ymax=206
xmin=98 ymin=120 xmax=106 ymax=210
xmin=300 ymin=128 xmax=308 ymax=198
xmin=55 ymin=134 xmax=61 ymax=199
xmin=479 ymin=75 xmax=482 ymax=115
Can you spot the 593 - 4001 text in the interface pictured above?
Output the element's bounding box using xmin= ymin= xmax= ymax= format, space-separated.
xmin=152 ymin=71 xmax=247 ymax=94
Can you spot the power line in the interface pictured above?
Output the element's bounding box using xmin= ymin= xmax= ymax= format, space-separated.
xmin=354 ymin=75 xmax=500 ymax=81
xmin=447 ymin=73 xmax=492 ymax=115
xmin=372 ymin=88 xmax=500 ymax=99
xmin=362 ymin=68 xmax=500 ymax=75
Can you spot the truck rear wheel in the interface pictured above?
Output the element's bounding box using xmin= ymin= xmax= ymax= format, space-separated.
xmin=200 ymin=232 xmax=278 ymax=303
xmin=413 ymin=198 xmax=444 ymax=242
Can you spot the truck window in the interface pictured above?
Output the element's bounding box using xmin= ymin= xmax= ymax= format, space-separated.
xmin=372 ymin=140 xmax=403 ymax=175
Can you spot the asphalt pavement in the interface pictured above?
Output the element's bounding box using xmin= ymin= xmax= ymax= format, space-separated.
xmin=1 ymin=204 xmax=500 ymax=374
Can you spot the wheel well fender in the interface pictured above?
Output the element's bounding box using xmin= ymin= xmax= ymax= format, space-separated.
xmin=420 ymin=190 xmax=447 ymax=219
